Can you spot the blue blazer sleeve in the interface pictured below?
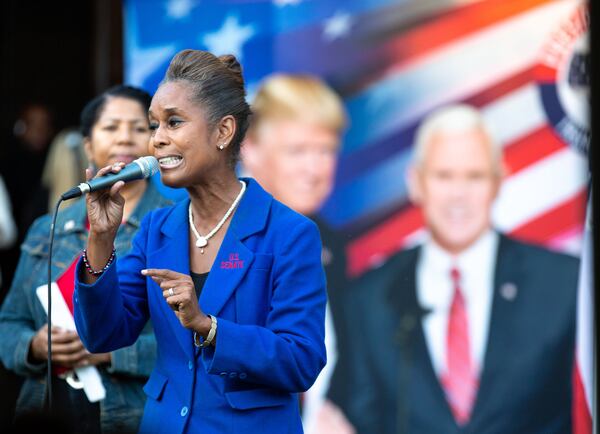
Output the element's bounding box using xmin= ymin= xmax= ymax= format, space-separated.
xmin=74 ymin=214 xmax=151 ymax=353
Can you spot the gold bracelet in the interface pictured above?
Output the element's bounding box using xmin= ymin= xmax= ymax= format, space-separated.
xmin=193 ymin=315 xmax=217 ymax=348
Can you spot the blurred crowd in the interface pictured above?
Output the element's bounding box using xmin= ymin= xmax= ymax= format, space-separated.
xmin=0 ymin=73 xmax=583 ymax=434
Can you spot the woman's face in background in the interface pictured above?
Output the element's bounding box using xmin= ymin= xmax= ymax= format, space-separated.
xmin=84 ymin=97 xmax=151 ymax=169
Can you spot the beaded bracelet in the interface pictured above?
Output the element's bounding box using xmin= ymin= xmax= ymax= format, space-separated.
xmin=82 ymin=248 xmax=116 ymax=276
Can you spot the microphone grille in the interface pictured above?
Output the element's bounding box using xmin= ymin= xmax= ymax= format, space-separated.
xmin=137 ymin=156 xmax=160 ymax=178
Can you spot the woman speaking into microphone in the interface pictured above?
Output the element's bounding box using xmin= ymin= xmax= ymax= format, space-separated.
xmin=74 ymin=49 xmax=327 ymax=434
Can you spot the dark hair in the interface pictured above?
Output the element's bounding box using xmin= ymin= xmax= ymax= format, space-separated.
xmin=80 ymin=85 xmax=152 ymax=138
xmin=161 ymin=49 xmax=251 ymax=167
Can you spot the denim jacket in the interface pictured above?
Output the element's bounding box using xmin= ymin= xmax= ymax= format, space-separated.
xmin=0 ymin=181 xmax=172 ymax=433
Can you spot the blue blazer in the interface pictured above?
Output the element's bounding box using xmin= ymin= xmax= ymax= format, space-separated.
xmin=74 ymin=178 xmax=327 ymax=434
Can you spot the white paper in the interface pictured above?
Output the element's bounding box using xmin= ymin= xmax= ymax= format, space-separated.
xmin=36 ymin=283 xmax=106 ymax=402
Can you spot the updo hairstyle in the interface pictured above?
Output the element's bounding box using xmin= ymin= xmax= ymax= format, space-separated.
xmin=162 ymin=49 xmax=251 ymax=167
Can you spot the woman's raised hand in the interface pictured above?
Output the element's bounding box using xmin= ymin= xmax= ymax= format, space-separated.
xmin=82 ymin=163 xmax=127 ymax=284
xmin=85 ymin=163 xmax=126 ymax=238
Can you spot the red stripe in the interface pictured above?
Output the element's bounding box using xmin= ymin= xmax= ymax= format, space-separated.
xmin=350 ymin=0 xmax=554 ymax=94
xmin=463 ymin=67 xmax=535 ymax=108
xmin=573 ymin=364 xmax=593 ymax=434
xmin=347 ymin=206 xmax=423 ymax=278
xmin=389 ymin=0 xmax=553 ymax=60
xmin=502 ymin=126 xmax=568 ymax=176
xmin=509 ymin=190 xmax=586 ymax=245
xmin=534 ymin=64 xmax=558 ymax=83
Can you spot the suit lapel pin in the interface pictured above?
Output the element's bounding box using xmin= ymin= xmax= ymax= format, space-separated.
xmin=500 ymin=282 xmax=518 ymax=301
xmin=321 ymin=246 xmax=333 ymax=266
xmin=64 ymin=220 xmax=75 ymax=231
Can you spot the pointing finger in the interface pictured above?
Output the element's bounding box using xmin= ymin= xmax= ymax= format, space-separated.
xmin=142 ymin=269 xmax=186 ymax=280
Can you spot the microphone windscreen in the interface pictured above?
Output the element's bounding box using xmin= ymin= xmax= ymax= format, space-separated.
xmin=137 ymin=156 xmax=160 ymax=178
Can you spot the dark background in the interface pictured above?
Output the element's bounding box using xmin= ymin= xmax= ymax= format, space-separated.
xmin=0 ymin=0 xmax=123 ymax=428
xmin=0 ymin=0 xmax=123 ymax=158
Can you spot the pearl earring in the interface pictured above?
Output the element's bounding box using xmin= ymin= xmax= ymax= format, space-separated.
xmin=218 ymin=144 xmax=224 ymax=150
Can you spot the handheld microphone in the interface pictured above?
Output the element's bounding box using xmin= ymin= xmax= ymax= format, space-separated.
xmin=61 ymin=156 xmax=159 ymax=200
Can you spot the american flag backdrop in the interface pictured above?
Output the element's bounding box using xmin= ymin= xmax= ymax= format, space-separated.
xmin=123 ymin=0 xmax=591 ymax=429
xmin=124 ymin=0 xmax=589 ymax=276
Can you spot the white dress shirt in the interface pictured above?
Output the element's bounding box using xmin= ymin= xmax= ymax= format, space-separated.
xmin=416 ymin=230 xmax=498 ymax=378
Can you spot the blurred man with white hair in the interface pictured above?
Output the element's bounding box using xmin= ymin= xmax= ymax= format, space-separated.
xmin=329 ymin=104 xmax=579 ymax=433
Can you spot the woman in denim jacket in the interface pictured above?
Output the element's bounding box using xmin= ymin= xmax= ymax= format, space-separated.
xmin=0 ymin=85 xmax=172 ymax=433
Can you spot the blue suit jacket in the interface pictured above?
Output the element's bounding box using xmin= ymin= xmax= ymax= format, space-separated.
xmin=330 ymin=234 xmax=578 ymax=434
xmin=74 ymin=178 xmax=327 ymax=434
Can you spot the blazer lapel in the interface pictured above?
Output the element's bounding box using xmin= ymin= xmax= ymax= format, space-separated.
xmin=200 ymin=234 xmax=254 ymax=316
xmin=147 ymin=179 xmax=272 ymax=356
xmin=469 ymin=234 xmax=523 ymax=424
xmin=148 ymin=200 xmax=194 ymax=359
xmin=200 ymin=178 xmax=272 ymax=317
xmin=386 ymin=248 xmax=456 ymax=430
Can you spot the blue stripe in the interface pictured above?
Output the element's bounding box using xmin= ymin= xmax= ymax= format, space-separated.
xmin=319 ymin=148 xmax=413 ymax=228
xmin=336 ymin=121 xmax=419 ymax=186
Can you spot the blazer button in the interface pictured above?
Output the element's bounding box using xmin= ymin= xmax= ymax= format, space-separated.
xmin=188 ymin=361 xmax=193 ymax=370
xmin=239 ymin=372 xmax=247 ymax=379
xmin=229 ymin=372 xmax=237 ymax=378
xmin=180 ymin=406 xmax=188 ymax=417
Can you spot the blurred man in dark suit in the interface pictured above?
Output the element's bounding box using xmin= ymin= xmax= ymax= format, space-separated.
xmin=330 ymin=104 xmax=579 ymax=434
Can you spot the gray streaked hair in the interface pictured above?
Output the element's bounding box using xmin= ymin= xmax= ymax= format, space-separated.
xmin=412 ymin=104 xmax=502 ymax=176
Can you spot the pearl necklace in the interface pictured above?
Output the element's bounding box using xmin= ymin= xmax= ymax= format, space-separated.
xmin=188 ymin=180 xmax=246 ymax=254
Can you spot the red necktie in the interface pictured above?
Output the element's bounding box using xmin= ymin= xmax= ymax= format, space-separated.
xmin=441 ymin=267 xmax=478 ymax=425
